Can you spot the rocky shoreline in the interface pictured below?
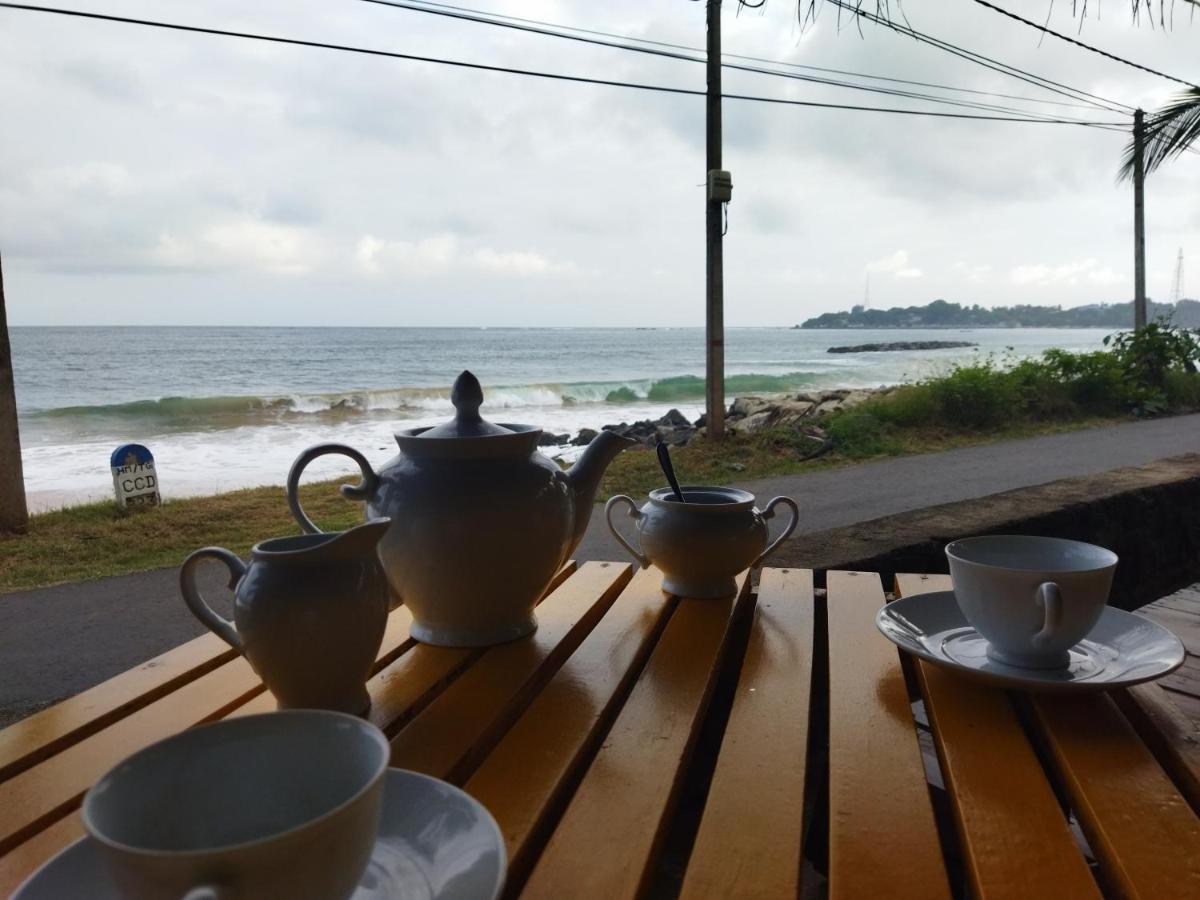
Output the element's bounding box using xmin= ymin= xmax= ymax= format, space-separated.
xmin=558 ymin=387 xmax=891 ymax=450
xmin=827 ymin=340 xmax=977 ymax=354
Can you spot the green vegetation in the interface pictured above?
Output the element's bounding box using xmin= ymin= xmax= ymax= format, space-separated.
xmin=801 ymin=297 xmax=1200 ymax=329
xmin=824 ymin=321 xmax=1200 ymax=454
xmin=2 ymin=325 xmax=1197 ymax=594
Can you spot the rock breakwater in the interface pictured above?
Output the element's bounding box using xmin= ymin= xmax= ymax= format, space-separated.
xmin=563 ymin=387 xmax=891 ymax=448
xmin=827 ymin=340 xmax=977 ymax=354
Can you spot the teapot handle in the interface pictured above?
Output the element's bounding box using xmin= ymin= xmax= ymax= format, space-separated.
xmin=180 ymin=547 xmax=246 ymax=650
xmin=286 ymin=443 xmax=381 ymax=534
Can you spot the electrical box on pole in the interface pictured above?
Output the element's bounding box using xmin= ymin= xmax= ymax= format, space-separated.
xmin=707 ymin=170 xmax=732 ymax=203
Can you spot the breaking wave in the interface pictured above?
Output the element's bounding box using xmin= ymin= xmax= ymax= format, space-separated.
xmin=27 ymin=372 xmax=822 ymax=428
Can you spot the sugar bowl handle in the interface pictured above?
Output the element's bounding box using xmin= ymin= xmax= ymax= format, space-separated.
xmin=751 ymin=496 xmax=800 ymax=568
xmin=180 ymin=547 xmax=246 ymax=650
xmin=286 ymin=443 xmax=381 ymax=534
xmin=605 ymin=495 xmax=649 ymax=568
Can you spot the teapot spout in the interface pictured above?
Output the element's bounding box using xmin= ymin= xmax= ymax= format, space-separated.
xmin=563 ymin=430 xmax=635 ymax=556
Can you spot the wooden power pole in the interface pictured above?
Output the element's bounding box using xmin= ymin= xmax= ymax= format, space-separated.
xmin=0 ymin=253 xmax=27 ymax=532
xmin=1133 ymin=108 xmax=1147 ymax=329
xmin=705 ymin=0 xmax=726 ymax=440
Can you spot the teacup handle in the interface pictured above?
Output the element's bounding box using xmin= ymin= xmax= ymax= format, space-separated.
xmin=286 ymin=443 xmax=380 ymax=534
xmin=605 ymin=495 xmax=649 ymax=568
xmin=1032 ymin=581 xmax=1063 ymax=648
xmin=180 ymin=547 xmax=246 ymax=650
xmin=750 ymin=496 xmax=800 ymax=569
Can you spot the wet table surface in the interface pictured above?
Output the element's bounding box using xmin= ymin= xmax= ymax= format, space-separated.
xmin=1 ymin=563 xmax=1198 ymax=898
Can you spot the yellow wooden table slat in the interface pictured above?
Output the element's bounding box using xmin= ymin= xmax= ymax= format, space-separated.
xmin=1030 ymin=692 xmax=1200 ymax=898
xmin=0 ymin=563 xmax=580 ymax=892
xmin=0 ymin=632 xmax=236 ymax=783
xmin=366 ymin=560 xmax=581 ymax=739
xmin=826 ymin=570 xmax=951 ymax=900
xmin=0 ymin=814 xmax=85 ymax=897
xmin=899 ymin=568 xmax=1099 ymax=900
xmin=1113 ymin=683 xmax=1200 ymax=812
xmin=0 ymin=602 xmax=421 ymax=870
xmin=678 ymin=567 xmax=815 ymax=900
xmin=520 ymin=574 xmax=752 ymax=900
xmin=389 ymin=562 xmax=632 ymax=783
xmin=465 ymin=566 xmax=677 ymax=886
xmin=0 ymin=656 xmax=264 ymax=856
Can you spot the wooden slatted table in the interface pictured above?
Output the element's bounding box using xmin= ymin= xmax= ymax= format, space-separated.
xmin=3 ymin=564 xmax=1200 ymax=898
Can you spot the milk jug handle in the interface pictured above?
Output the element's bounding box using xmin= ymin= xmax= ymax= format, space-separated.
xmin=180 ymin=548 xmax=246 ymax=650
xmin=605 ymin=495 xmax=649 ymax=568
xmin=1032 ymin=581 xmax=1063 ymax=649
xmin=286 ymin=443 xmax=380 ymax=534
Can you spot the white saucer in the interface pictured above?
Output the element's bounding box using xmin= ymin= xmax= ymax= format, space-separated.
xmin=14 ymin=768 xmax=507 ymax=900
xmin=876 ymin=590 xmax=1186 ymax=692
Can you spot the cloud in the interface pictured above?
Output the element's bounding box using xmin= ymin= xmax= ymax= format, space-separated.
xmin=29 ymin=162 xmax=135 ymax=198
xmin=951 ymin=262 xmax=993 ymax=283
xmin=1010 ymin=259 xmax=1123 ymax=287
xmin=154 ymin=218 xmax=326 ymax=275
xmin=0 ymin=0 xmax=1196 ymax=324
xmin=867 ymin=250 xmax=922 ymax=279
xmin=354 ymin=234 xmax=575 ymax=277
xmin=354 ymin=234 xmax=458 ymax=275
xmin=56 ymin=58 xmax=145 ymax=102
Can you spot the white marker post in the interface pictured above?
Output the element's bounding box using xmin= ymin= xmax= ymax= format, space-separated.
xmin=111 ymin=443 xmax=160 ymax=509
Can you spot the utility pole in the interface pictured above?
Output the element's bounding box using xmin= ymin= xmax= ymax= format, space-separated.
xmin=705 ymin=0 xmax=725 ymax=440
xmin=0 ymin=252 xmax=28 ymax=533
xmin=1133 ymin=108 xmax=1147 ymax=329
xmin=1170 ymin=248 xmax=1184 ymax=304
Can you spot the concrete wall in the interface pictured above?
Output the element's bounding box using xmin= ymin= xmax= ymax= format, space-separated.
xmin=775 ymin=454 xmax=1200 ymax=610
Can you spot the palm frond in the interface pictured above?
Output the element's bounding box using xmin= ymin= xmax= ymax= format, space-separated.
xmin=1119 ymin=87 xmax=1200 ymax=181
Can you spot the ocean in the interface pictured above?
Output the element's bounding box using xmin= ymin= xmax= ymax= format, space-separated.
xmin=12 ymin=326 xmax=1115 ymax=511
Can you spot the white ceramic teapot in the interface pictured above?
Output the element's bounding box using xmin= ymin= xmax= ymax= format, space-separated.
xmin=286 ymin=371 xmax=633 ymax=647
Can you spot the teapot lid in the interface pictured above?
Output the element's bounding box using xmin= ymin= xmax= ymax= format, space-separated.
xmin=418 ymin=371 xmax=515 ymax=439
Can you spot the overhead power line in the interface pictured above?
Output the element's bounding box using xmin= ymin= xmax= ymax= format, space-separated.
xmin=0 ymin=2 xmax=1126 ymax=128
xmin=824 ymin=0 xmax=1135 ymax=115
xmin=971 ymin=0 xmax=1200 ymax=91
xmin=362 ymin=0 xmax=1101 ymax=114
xmin=358 ymin=0 xmax=1083 ymax=122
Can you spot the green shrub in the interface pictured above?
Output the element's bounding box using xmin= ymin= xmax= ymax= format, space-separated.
xmin=928 ymin=363 xmax=1018 ymax=428
xmin=1105 ymin=321 xmax=1200 ymax=400
xmin=824 ymin=408 xmax=902 ymax=457
xmin=1164 ymin=370 xmax=1200 ymax=409
xmin=1037 ymin=349 xmax=1130 ymax=415
xmin=822 ymin=325 xmax=1199 ymax=451
xmin=868 ymin=384 xmax=942 ymax=427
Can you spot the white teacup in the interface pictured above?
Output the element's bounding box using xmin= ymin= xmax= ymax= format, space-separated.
xmin=945 ymin=535 xmax=1118 ymax=669
xmin=82 ymin=710 xmax=389 ymax=900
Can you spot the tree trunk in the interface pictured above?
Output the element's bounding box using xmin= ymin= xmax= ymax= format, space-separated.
xmin=0 ymin=253 xmax=28 ymax=532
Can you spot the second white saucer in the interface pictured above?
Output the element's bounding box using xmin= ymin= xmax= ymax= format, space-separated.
xmin=876 ymin=590 xmax=1185 ymax=692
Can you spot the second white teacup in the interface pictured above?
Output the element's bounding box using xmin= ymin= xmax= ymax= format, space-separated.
xmin=945 ymin=535 xmax=1117 ymax=669
xmin=82 ymin=710 xmax=389 ymax=900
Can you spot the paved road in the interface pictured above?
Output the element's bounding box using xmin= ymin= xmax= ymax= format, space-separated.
xmin=3 ymin=412 xmax=1199 ymax=725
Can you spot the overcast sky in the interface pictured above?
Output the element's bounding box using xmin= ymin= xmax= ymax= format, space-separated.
xmin=0 ymin=0 xmax=1196 ymax=326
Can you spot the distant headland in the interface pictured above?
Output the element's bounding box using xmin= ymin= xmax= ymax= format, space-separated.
xmin=798 ymin=298 xmax=1200 ymax=329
